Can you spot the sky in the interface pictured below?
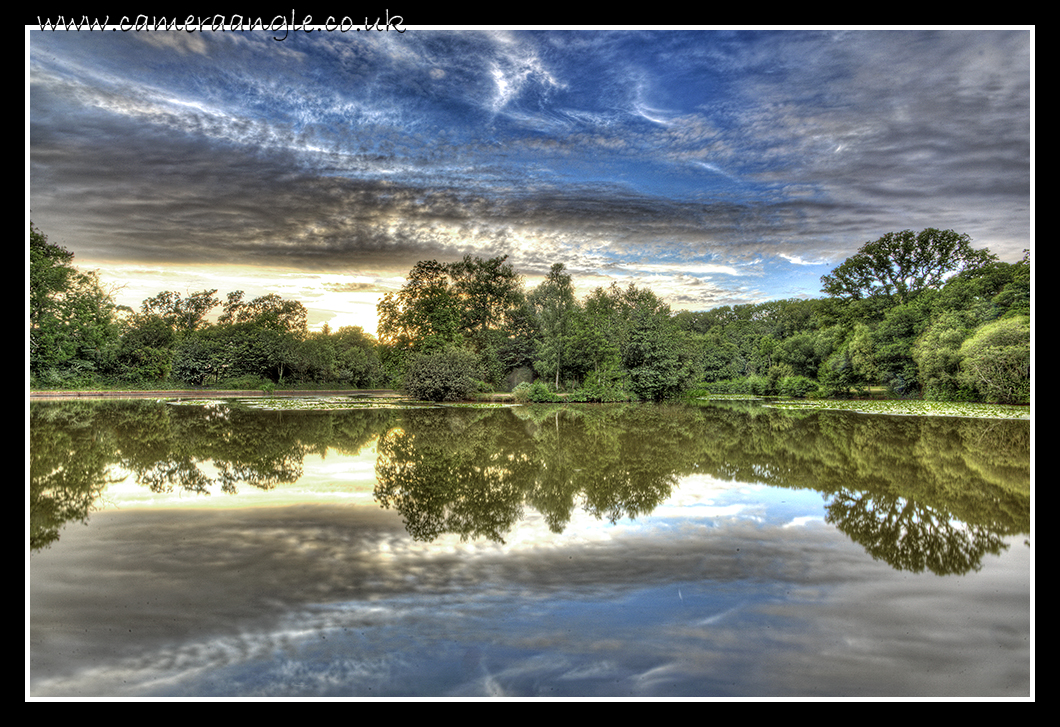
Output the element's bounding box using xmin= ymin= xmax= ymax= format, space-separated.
xmin=28 ymin=25 xmax=1033 ymax=335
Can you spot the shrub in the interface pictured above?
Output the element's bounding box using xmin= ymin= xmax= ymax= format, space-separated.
xmin=218 ymin=374 xmax=272 ymax=390
xmin=745 ymin=375 xmax=773 ymax=397
xmin=511 ymin=381 xmax=534 ymax=403
xmin=581 ymin=367 xmax=631 ymax=402
xmin=403 ymin=347 xmax=480 ymax=402
xmin=778 ymin=375 xmax=820 ymax=398
xmin=528 ymin=380 xmax=561 ymax=402
xmin=700 ymin=378 xmax=751 ymax=395
xmin=958 ymin=316 xmax=1030 ymax=404
xmin=509 ymin=380 xmax=560 ymax=403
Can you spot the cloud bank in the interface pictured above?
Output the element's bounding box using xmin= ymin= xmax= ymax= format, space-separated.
xmin=29 ymin=28 xmax=1031 ymax=314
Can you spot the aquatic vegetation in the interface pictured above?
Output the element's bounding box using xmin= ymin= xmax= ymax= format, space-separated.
xmin=166 ymin=395 xmax=515 ymax=412
xmin=166 ymin=394 xmax=1031 ymax=419
xmin=764 ymin=398 xmax=1029 ymax=420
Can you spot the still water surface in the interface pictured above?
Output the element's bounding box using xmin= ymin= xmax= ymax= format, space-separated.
xmin=29 ymin=397 xmax=1031 ymax=697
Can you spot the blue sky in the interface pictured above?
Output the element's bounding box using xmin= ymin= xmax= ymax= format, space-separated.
xmin=28 ymin=26 xmax=1032 ymax=333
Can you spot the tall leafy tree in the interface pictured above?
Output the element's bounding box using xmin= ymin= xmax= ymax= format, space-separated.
xmin=139 ymin=289 xmax=220 ymax=333
xmin=617 ymin=285 xmax=698 ymax=400
xmin=529 ymin=263 xmax=578 ymax=389
xmin=493 ymin=299 xmax=540 ymax=374
xmin=446 ymin=254 xmax=525 ymax=336
xmin=993 ymin=250 xmax=1030 ymax=319
xmin=30 ymin=223 xmax=76 ymax=329
xmin=576 ymin=282 xmax=697 ymax=400
xmin=445 ymin=255 xmax=528 ymax=388
xmin=913 ymin=311 xmax=977 ymax=401
xmin=870 ymin=297 xmax=935 ymax=396
xmin=115 ymin=312 xmax=178 ymax=382
xmin=329 ymin=325 xmax=382 ymax=387
xmin=821 ymin=228 xmax=997 ymax=303
xmin=29 ymin=223 xmax=119 ymax=381
xmin=377 ymin=260 xmax=462 ymax=353
xmin=218 ymin=291 xmax=308 ymax=335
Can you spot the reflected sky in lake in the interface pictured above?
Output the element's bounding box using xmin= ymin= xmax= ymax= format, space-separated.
xmin=29 ymin=398 xmax=1031 ymax=698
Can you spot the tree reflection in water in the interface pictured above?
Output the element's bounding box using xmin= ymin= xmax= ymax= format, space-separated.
xmin=29 ymin=397 xmax=1029 ymax=574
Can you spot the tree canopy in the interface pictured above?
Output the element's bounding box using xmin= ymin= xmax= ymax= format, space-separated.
xmin=821 ymin=228 xmax=997 ymax=303
xmin=139 ymin=289 xmax=220 ymax=333
xmin=29 ymin=222 xmax=119 ymax=382
xmin=377 ymin=255 xmax=525 ymax=355
xmin=377 ymin=259 xmax=463 ymax=353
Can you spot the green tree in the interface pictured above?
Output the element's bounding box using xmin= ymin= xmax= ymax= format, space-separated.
xmin=139 ymin=289 xmax=220 ymax=333
xmin=958 ymin=316 xmax=1030 ymax=404
xmin=446 ymin=254 xmax=525 ymax=337
xmin=442 ymin=255 xmax=528 ymax=389
xmin=30 ymin=223 xmax=76 ymax=332
xmin=29 ymin=223 xmax=120 ymax=383
xmin=581 ymin=284 xmax=632 ymax=370
xmin=377 ymin=260 xmax=462 ymax=354
xmin=115 ymin=312 xmax=178 ymax=382
xmin=330 ymin=325 xmax=383 ymax=387
xmin=567 ymin=306 xmax=621 ymax=381
xmin=222 ymin=324 xmax=300 ymax=384
xmin=694 ymin=327 xmax=741 ymax=382
xmin=161 ymin=291 xmax=309 ymax=387
xmin=775 ymin=330 xmax=824 ymax=379
xmin=871 ymin=297 xmax=935 ymax=396
xmin=818 ymin=323 xmax=877 ymax=397
xmin=170 ymin=327 xmax=225 ymax=385
xmin=578 ymin=283 xmax=697 ymax=400
xmin=218 ymin=291 xmax=308 ymax=336
xmin=913 ymin=311 xmax=977 ymax=401
xmin=529 ymin=263 xmax=578 ymax=389
xmin=993 ymin=251 xmax=1030 ymax=319
xmin=822 ymin=228 xmax=997 ymax=304
xmin=929 ymin=256 xmax=1028 ymax=325
xmin=619 ymin=286 xmax=698 ymax=400
xmin=493 ymin=298 xmax=540 ymax=374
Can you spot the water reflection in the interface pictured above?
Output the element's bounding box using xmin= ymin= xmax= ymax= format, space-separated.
xmin=29 ymin=398 xmax=1030 ymax=575
xmin=374 ymin=405 xmax=682 ymax=543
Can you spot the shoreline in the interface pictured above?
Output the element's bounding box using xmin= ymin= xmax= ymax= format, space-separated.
xmin=27 ymin=389 xmax=522 ymax=403
xmin=28 ymin=389 xmax=403 ymax=400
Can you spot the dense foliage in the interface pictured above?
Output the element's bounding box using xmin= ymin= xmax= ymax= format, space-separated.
xmin=29 ymin=223 xmax=1031 ymax=404
xmin=402 ymin=347 xmax=481 ymax=402
xmin=820 ymin=228 xmax=997 ymax=303
xmin=30 ymin=224 xmax=120 ymax=385
xmin=29 ymin=223 xmax=383 ymax=391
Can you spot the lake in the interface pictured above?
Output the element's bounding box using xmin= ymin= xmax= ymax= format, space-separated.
xmin=28 ymin=396 xmax=1031 ymax=698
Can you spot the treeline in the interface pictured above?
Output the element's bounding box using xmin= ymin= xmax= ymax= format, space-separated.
xmin=29 ymin=223 xmax=1031 ymax=403
xmin=373 ymin=229 xmax=1030 ymax=404
xmin=30 ymin=223 xmax=382 ymax=390
xmin=376 ymin=257 xmax=701 ymax=402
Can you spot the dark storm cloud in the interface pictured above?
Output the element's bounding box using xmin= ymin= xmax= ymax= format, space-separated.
xmin=29 ymin=27 xmax=1031 ymax=306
